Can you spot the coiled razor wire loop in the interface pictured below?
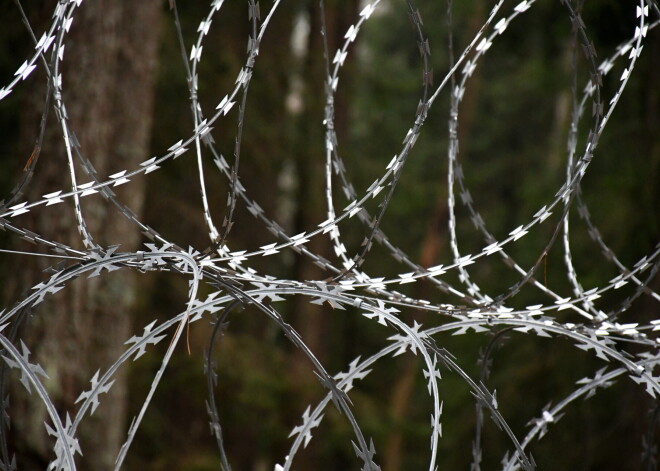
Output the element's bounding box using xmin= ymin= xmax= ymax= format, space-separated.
xmin=0 ymin=0 xmax=659 ymax=469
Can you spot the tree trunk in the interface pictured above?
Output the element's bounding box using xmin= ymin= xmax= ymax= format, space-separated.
xmin=383 ymin=5 xmax=486 ymax=470
xmin=287 ymin=0 xmax=358 ymax=468
xmin=6 ymin=2 xmax=162 ymax=469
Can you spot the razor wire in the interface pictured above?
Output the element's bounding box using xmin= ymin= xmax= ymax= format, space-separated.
xmin=0 ymin=0 xmax=659 ymax=469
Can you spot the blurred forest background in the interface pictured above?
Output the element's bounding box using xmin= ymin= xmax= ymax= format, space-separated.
xmin=0 ymin=0 xmax=658 ymax=470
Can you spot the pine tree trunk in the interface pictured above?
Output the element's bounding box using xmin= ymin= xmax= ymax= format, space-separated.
xmin=6 ymin=2 xmax=162 ymax=469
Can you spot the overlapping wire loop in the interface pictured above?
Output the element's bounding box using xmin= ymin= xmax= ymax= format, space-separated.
xmin=1 ymin=0 xmax=659 ymax=469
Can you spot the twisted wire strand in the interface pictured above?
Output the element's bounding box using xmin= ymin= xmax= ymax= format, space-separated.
xmin=0 ymin=0 xmax=657 ymax=469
